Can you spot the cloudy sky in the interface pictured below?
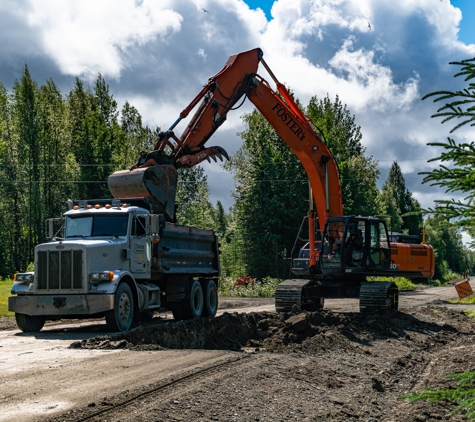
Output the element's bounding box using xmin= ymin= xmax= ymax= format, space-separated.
xmin=1 ymin=0 xmax=475 ymax=222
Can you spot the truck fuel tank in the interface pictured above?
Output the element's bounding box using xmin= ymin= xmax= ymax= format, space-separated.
xmin=108 ymin=165 xmax=177 ymax=222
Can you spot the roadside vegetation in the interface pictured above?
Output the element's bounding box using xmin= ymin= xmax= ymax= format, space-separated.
xmin=218 ymin=276 xmax=281 ymax=298
xmin=400 ymin=56 xmax=475 ymax=420
xmin=400 ymin=372 xmax=475 ymax=422
xmin=1 ymin=69 xmax=473 ymax=284
xmin=0 ymin=278 xmax=14 ymax=317
xmin=219 ymin=275 xmax=419 ymax=298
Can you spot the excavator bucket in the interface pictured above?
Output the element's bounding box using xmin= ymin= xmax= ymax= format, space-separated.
xmin=108 ymin=165 xmax=177 ymax=222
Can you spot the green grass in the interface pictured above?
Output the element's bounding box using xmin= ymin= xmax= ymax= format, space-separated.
xmin=367 ymin=276 xmax=416 ymax=291
xmin=451 ymin=294 xmax=475 ymax=304
xmin=464 ymin=309 xmax=475 ymax=319
xmin=0 ymin=278 xmax=14 ymax=317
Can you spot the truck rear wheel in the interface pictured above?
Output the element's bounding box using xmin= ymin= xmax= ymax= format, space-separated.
xmin=183 ymin=280 xmax=204 ymax=319
xmin=105 ymin=283 xmax=134 ymax=332
xmin=202 ymin=279 xmax=218 ymax=317
xmin=15 ymin=313 xmax=46 ymax=332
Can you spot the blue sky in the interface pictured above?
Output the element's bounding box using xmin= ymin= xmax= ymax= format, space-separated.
xmin=1 ymin=0 xmax=475 ymax=227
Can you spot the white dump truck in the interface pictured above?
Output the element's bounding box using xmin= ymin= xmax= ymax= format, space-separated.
xmin=9 ymin=195 xmax=220 ymax=332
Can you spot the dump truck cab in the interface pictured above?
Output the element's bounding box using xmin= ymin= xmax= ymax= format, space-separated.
xmin=9 ymin=198 xmax=220 ymax=333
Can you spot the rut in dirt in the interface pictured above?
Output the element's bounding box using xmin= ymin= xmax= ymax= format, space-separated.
xmin=70 ymin=305 xmax=470 ymax=354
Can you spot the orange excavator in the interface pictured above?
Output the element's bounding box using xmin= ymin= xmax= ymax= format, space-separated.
xmin=108 ymin=48 xmax=434 ymax=314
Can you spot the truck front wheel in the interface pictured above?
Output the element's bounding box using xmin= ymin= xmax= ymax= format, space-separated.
xmin=15 ymin=313 xmax=46 ymax=332
xmin=105 ymin=283 xmax=134 ymax=332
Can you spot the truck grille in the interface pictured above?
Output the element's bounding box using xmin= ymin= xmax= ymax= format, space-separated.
xmin=37 ymin=250 xmax=83 ymax=290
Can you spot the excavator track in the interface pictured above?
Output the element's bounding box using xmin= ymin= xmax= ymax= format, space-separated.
xmin=275 ymin=279 xmax=324 ymax=313
xmin=359 ymin=282 xmax=398 ymax=314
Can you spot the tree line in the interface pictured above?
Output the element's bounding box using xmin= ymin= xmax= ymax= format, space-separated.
xmin=0 ymin=65 xmax=473 ymax=281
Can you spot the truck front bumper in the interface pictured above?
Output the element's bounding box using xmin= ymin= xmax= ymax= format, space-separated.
xmin=8 ymin=294 xmax=115 ymax=317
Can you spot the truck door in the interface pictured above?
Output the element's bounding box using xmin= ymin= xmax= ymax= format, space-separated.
xmin=130 ymin=214 xmax=151 ymax=277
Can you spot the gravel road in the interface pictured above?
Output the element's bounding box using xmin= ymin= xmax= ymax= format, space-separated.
xmin=1 ymin=281 xmax=474 ymax=421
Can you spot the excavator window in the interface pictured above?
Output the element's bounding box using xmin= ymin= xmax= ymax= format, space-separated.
xmin=321 ymin=221 xmax=345 ymax=268
xmin=369 ymin=221 xmax=390 ymax=268
xmin=345 ymin=224 xmax=365 ymax=266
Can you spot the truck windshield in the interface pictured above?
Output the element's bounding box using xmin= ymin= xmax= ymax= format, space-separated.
xmin=65 ymin=215 xmax=129 ymax=237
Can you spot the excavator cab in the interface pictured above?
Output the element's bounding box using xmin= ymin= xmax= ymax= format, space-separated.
xmin=320 ymin=216 xmax=391 ymax=276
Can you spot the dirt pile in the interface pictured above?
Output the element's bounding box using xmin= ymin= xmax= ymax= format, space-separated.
xmin=70 ymin=305 xmax=473 ymax=354
xmin=55 ymin=306 xmax=475 ymax=421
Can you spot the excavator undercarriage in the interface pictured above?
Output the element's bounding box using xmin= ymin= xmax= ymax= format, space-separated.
xmin=275 ymin=279 xmax=399 ymax=314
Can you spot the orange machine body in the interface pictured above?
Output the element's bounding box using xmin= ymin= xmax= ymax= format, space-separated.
xmin=390 ymin=242 xmax=435 ymax=279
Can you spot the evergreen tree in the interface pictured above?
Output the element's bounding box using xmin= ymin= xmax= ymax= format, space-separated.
xmin=227 ymin=109 xmax=310 ymax=279
xmin=379 ymin=183 xmax=403 ymax=233
xmin=37 ymin=79 xmax=78 ymax=221
xmin=421 ymin=58 xmax=475 ymax=235
xmin=175 ymin=166 xmax=216 ymax=229
xmin=306 ymin=94 xmax=380 ymax=216
xmin=117 ymin=101 xmax=156 ymax=169
xmin=11 ymin=65 xmax=41 ymax=265
xmin=68 ymin=75 xmax=121 ymax=199
xmin=0 ymin=81 xmax=22 ymax=274
xmin=381 ymin=162 xmax=422 ymax=235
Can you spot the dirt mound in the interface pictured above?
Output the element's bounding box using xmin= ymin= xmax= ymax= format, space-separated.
xmin=70 ymin=305 xmax=471 ymax=354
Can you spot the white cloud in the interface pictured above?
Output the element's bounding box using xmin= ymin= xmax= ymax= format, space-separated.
xmin=1 ymin=0 xmax=475 ymax=214
xmin=25 ymin=0 xmax=183 ymax=79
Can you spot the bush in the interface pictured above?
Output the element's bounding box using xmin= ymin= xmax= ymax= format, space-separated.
xmin=218 ymin=276 xmax=282 ymax=297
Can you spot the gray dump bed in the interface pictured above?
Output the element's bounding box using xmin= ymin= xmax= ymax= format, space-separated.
xmin=154 ymin=222 xmax=220 ymax=276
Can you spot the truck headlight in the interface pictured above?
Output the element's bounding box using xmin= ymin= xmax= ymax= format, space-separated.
xmin=14 ymin=273 xmax=34 ymax=283
xmin=90 ymin=271 xmax=114 ymax=281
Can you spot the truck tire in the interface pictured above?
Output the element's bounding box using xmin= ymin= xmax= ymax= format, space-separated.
xmin=202 ymin=279 xmax=218 ymax=317
xmin=15 ymin=313 xmax=46 ymax=333
xmin=105 ymin=283 xmax=134 ymax=332
xmin=183 ymin=280 xmax=204 ymax=319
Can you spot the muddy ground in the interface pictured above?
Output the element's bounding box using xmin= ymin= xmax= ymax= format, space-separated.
xmin=2 ymin=286 xmax=475 ymax=421
xmin=56 ymin=305 xmax=475 ymax=421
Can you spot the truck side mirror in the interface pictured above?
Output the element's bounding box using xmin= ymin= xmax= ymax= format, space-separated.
xmin=46 ymin=219 xmax=54 ymax=240
xmin=150 ymin=215 xmax=159 ymax=234
xmin=150 ymin=214 xmax=165 ymax=239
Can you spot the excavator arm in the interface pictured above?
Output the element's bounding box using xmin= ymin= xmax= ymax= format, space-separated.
xmin=109 ymin=48 xmax=342 ymax=266
xmin=130 ymin=48 xmax=263 ymax=170
xmin=127 ymin=48 xmax=342 ymax=226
